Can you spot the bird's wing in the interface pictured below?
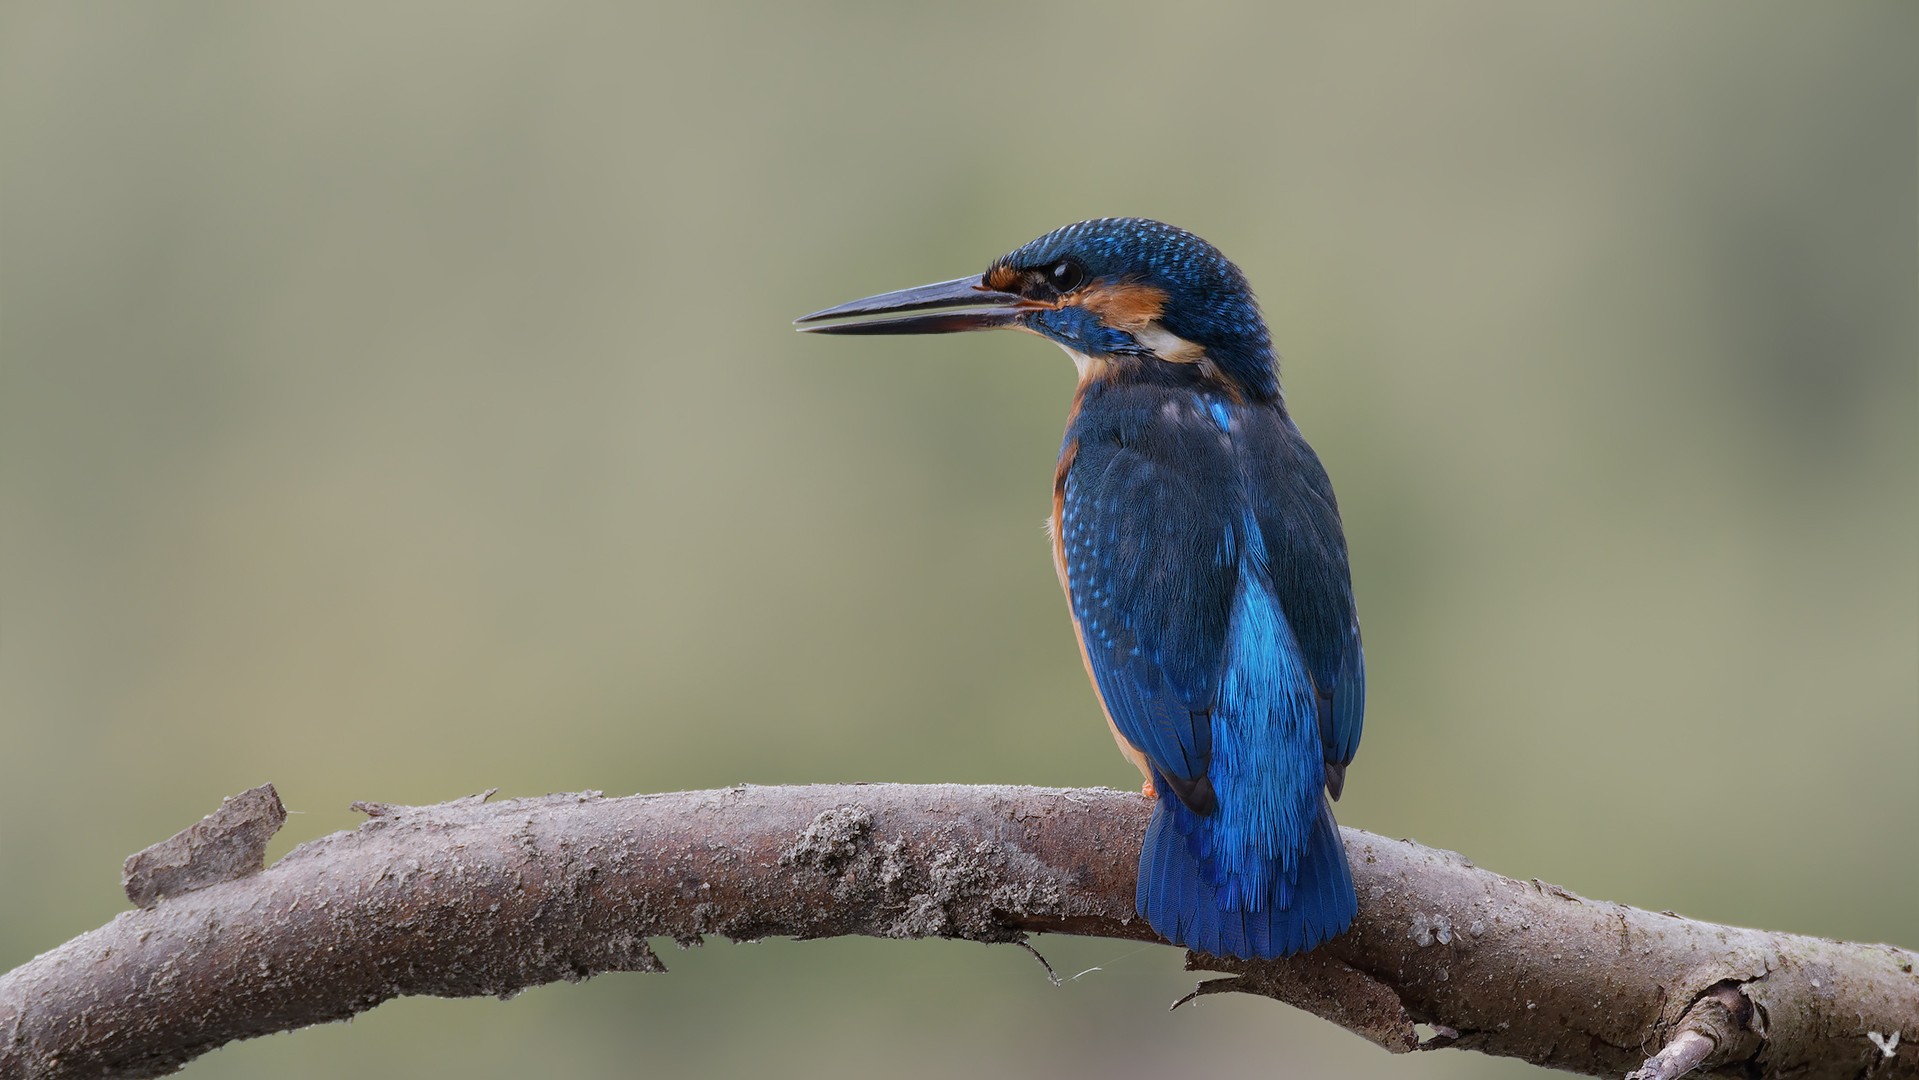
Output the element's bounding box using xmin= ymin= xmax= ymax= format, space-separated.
xmin=1324 ymin=620 xmax=1364 ymax=767
xmin=1312 ymin=619 xmax=1364 ymax=798
xmin=1059 ymin=413 xmax=1238 ymax=810
xmin=1244 ymin=414 xmax=1365 ymax=790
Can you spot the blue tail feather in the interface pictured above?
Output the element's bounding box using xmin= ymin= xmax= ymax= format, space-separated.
xmin=1138 ymin=791 xmax=1356 ymax=959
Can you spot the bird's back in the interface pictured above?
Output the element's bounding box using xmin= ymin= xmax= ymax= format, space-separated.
xmin=1056 ymin=374 xmax=1361 ymax=957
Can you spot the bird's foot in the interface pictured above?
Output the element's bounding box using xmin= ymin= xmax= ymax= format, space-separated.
xmin=1142 ymin=779 xmax=1156 ymax=798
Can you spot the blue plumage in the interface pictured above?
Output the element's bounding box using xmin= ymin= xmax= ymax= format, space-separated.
xmin=798 ymin=218 xmax=1366 ymax=959
xmin=1059 ymin=377 xmax=1358 ymax=957
xmin=1143 ymin=789 xmax=1354 ymax=958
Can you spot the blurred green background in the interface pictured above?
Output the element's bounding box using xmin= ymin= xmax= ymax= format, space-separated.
xmin=2 ymin=3 xmax=1913 ymax=1077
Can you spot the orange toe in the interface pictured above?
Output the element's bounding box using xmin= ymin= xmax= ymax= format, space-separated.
xmin=1142 ymin=779 xmax=1157 ymax=798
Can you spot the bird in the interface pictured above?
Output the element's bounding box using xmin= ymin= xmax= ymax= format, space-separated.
xmin=795 ymin=218 xmax=1363 ymax=959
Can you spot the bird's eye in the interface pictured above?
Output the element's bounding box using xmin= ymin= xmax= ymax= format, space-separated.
xmin=1047 ymin=260 xmax=1085 ymax=293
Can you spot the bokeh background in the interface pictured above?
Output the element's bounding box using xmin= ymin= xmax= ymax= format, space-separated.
xmin=3 ymin=3 xmax=1914 ymax=1077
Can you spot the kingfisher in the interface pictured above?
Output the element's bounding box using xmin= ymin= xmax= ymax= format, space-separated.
xmin=796 ymin=218 xmax=1363 ymax=959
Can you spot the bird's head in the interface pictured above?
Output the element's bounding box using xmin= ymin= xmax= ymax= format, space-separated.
xmin=797 ymin=218 xmax=1279 ymax=402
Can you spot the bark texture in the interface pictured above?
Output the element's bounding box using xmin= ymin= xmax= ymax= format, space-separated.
xmin=1 ymin=784 xmax=1912 ymax=1080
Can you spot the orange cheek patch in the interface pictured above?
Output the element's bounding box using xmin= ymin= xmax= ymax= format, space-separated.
xmin=985 ymin=266 xmax=1022 ymax=292
xmin=1075 ymin=282 xmax=1168 ymax=330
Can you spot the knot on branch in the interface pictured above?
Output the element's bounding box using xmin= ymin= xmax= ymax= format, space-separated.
xmin=1628 ymin=981 xmax=1759 ymax=1080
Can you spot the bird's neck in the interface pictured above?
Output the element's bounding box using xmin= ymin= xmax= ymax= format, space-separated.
xmin=1059 ymin=343 xmax=1284 ymax=412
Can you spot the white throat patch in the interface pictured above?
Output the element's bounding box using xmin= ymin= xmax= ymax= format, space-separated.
xmin=1056 ymin=343 xmax=1104 ymax=381
xmin=1053 ymin=323 xmax=1209 ymax=383
xmin=1130 ymin=324 xmax=1206 ymax=365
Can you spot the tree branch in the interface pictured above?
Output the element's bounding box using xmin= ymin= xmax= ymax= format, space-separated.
xmin=2 ymin=784 xmax=1913 ymax=1080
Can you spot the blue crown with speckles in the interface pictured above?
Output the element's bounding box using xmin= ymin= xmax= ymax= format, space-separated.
xmin=992 ymin=218 xmax=1279 ymax=400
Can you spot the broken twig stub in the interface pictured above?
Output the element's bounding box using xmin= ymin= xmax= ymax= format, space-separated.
xmin=121 ymin=783 xmax=287 ymax=909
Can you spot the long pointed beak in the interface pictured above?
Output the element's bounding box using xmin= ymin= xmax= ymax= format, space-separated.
xmin=794 ymin=275 xmax=1028 ymax=335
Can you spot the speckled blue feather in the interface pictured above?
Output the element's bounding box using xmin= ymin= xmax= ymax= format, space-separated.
xmin=1023 ymin=220 xmax=1362 ymax=958
xmin=1060 ymin=380 xmax=1359 ymax=957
